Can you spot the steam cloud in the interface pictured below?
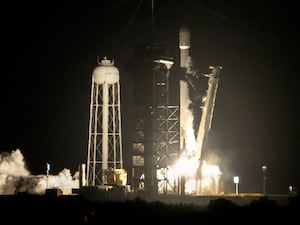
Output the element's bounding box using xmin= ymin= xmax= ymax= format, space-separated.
xmin=0 ymin=149 xmax=79 ymax=195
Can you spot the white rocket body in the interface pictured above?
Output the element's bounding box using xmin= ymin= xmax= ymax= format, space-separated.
xmin=179 ymin=26 xmax=190 ymax=68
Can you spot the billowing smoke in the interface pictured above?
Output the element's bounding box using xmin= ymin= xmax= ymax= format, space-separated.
xmin=165 ymin=79 xmax=223 ymax=195
xmin=0 ymin=149 xmax=79 ymax=195
xmin=180 ymin=80 xmax=196 ymax=153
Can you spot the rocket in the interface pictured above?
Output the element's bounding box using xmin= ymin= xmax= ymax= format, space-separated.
xmin=179 ymin=25 xmax=190 ymax=68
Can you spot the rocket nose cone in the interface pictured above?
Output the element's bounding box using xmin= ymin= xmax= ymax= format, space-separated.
xmin=179 ymin=25 xmax=190 ymax=48
xmin=180 ymin=25 xmax=189 ymax=33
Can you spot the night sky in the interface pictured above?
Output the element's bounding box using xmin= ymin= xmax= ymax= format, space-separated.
xmin=1 ymin=0 xmax=299 ymax=194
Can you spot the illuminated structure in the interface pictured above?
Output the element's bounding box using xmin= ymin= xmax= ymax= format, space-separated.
xmin=195 ymin=65 xmax=222 ymax=194
xmin=262 ymin=165 xmax=267 ymax=195
xmin=131 ymin=55 xmax=180 ymax=194
xmin=131 ymin=111 xmax=146 ymax=192
xmin=131 ymin=25 xmax=223 ymax=195
xmin=152 ymin=58 xmax=180 ymax=194
xmin=178 ymin=26 xmax=223 ymax=195
xmin=86 ymin=57 xmax=127 ymax=187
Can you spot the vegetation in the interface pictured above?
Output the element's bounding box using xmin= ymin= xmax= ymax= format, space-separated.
xmin=0 ymin=194 xmax=299 ymax=224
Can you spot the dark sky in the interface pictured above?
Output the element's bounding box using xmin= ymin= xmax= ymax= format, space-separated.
xmin=1 ymin=0 xmax=299 ymax=194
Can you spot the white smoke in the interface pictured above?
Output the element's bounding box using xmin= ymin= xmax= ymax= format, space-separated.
xmin=180 ymin=80 xmax=196 ymax=153
xmin=0 ymin=149 xmax=79 ymax=195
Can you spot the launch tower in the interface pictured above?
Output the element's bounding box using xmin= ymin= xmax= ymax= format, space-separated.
xmin=152 ymin=58 xmax=180 ymax=194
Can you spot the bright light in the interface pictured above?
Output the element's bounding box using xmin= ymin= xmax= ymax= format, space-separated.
xmin=200 ymin=161 xmax=222 ymax=194
xmin=154 ymin=59 xmax=174 ymax=70
xmin=161 ymin=157 xmax=222 ymax=195
xmin=233 ymin=176 xmax=239 ymax=184
xmin=233 ymin=176 xmax=239 ymax=195
xmin=156 ymin=78 xmax=223 ymax=195
xmin=154 ymin=59 xmax=174 ymax=65
xmin=185 ymin=179 xmax=196 ymax=194
xmin=173 ymin=155 xmax=198 ymax=177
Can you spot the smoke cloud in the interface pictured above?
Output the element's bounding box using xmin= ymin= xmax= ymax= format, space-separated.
xmin=0 ymin=149 xmax=79 ymax=195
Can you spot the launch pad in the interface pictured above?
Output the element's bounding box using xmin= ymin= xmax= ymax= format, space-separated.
xmin=82 ymin=24 xmax=224 ymax=198
xmin=131 ymin=26 xmax=223 ymax=196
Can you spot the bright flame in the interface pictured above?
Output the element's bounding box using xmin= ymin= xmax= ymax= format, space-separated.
xmin=164 ymin=157 xmax=222 ymax=195
xmin=173 ymin=155 xmax=198 ymax=177
xmin=200 ymin=161 xmax=222 ymax=194
xmin=185 ymin=179 xmax=196 ymax=194
xmin=157 ymin=80 xmax=222 ymax=195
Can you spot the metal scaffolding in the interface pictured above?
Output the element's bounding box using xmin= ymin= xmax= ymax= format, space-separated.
xmin=86 ymin=58 xmax=125 ymax=187
xmin=152 ymin=59 xmax=180 ymax=194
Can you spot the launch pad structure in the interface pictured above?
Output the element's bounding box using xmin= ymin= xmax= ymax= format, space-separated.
xmin=82 ymin=25 xmax=222 ymax=198
xmin=82 ymin=52 xmax=222 ymax=198
xmin=78 ymin=0 xmax=223 ymax=197
xmin=131 ymin=25 xmax=223 ymax=196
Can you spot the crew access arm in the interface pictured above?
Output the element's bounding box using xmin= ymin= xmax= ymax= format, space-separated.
xmin=195 ymin=65 xmax=222 ymax=161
